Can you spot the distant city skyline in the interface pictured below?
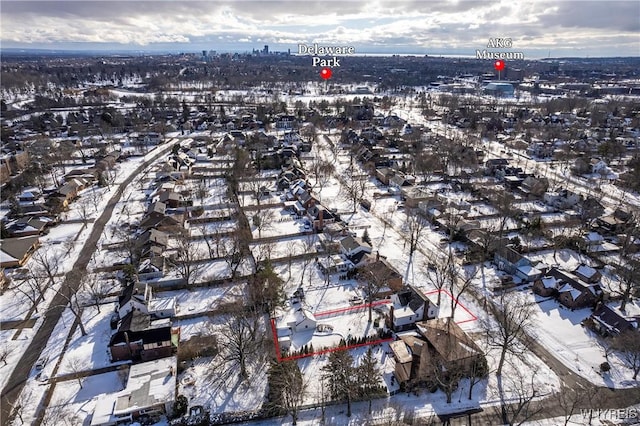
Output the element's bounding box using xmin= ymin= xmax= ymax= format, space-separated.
xmin=1 ymin=0 xmax=639 ymax=58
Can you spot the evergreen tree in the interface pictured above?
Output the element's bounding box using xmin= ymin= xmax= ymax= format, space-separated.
xmin=358 ymin=347 xmax=381 ymax=414
xmin=362 ymin=228 xmax=371 ymax=245
xmin=321 ymin=350 xmax=356 ymax=417
xmin=265 ymin=360 xmax=306 ymax=425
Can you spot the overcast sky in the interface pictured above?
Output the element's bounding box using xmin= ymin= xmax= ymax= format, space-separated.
xmin=1 ymin=0 xmax=639 ymax=57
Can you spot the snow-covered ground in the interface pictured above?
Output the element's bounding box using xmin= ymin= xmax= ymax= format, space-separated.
xmin=510 ymin=289 xmax=640 ymax=389
xmin=57 ymin=302 xmax=128 ymax=376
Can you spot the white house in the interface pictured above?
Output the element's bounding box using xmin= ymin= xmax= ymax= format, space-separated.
xmin=339 ymin=235 xmax=372 ymax=258
xmin=388 ymin=286 xmax=439 ymax=332
xmin=284 ymin=308 xmax=317 ymax=332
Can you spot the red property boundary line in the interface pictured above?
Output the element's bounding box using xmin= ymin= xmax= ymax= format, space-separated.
xmin=423 ymin=288 xmax=478 ymax=325
xmin=271 ymin=289 xmax=477 ymax=362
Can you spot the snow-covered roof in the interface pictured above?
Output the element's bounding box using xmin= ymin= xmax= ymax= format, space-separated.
xmin=148 ymin=297 xmax=176 ymax=313
xmin=517 ymin=264 xmax=541 ymax=277
xmin=575 ymin=265 xmax=598 ymax=279
xmin=559 ymin=283 xmax=583 ymax=300
xmin=91 ymin=357 xmax=177 ymax=426
xmin=541 ymin=277 xmax=558 ymax=289
xmin=390 ymin=340 xmax=412 ymax=364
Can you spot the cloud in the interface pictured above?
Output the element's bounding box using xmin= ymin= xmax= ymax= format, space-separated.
xmin=0 ymin=0 xmax=638 ymax=56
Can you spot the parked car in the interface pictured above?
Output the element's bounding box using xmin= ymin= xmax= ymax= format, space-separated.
xmin=35 ymin=355 xmax=48 ymax=370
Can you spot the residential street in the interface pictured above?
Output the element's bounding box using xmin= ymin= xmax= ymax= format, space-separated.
xmin=0 ymin=143 xmax=173 ymax=425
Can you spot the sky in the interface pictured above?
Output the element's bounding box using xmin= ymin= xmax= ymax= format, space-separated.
xmin=1 ymin=0 xmax=639 ymax=58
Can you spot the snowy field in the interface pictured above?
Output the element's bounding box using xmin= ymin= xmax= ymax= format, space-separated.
xmin=511 ymin=289 xmax=640 ymax=389
xmin=57 ymin=302 xmax=128 ymax=376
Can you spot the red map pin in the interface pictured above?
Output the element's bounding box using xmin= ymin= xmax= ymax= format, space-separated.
xmin=494 ymin=60 xmax=505 ymax=71
xmin=320 ymin=67 xmax=332 ymax=80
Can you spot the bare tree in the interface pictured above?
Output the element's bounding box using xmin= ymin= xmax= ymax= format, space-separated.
xmin=285 ymin=240 xmax=299 ymax=281
xmin=0 ymin=343 xmax=14 ymax=367
xmin=194 ymin=177 xmax=209 ymax=206
xmin=79 ymin=273 xmax=115 ymax=313
xmin=556 ymin=384 xmax=585 ymax=426
xmin=423 ymin=253 xmax=453 ymax=307
xmin=483 ymin=293 xmax=535 ymax=377
xmin=112 ymin=225 xmax=142 ymax=268
xmin=358 ymin=262 xmax=396 ymax=323
xmin=610 ymin=330 xmax=640 ymax=379
xmin=56 ymin=270 xmax=87 ymax=336
xmin=64 ymin=355 xmax=88 ymax=389
xmin=252 ymin=209 xmax=275 ymax=238
xmin=31 ymin=249 xmax=61 ymax=284
xmin=448 ymin=265 xmax=477 ymax=319
xmin=495 ymin=364 xmax=544 ymax=426
xmin=41 ymin=403 xmax=81 ymax=426
xmin=9 ymin=270 xmax=48 ymax=314
xmin=403 ymin=209 xmax=427 ymax=260
xmin=340 ymin=166 xmax=367 ymax=213
xmin=77 ymin=196 xmax=92 ymax=226
xmin=169 ymin=231 xmax=204 ymax=285
xmin=10 ymin=387 xmax=33 ymax=425
xmin=216 ymin=313 xmax=264 ymax=380
xmin=298 ymin=233 xmax=316 ymax=287
xmin=220 ymin=228 xmax=250 ymax=279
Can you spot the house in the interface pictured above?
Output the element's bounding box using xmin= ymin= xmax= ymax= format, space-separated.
xmin=139 ymin=201 xmax=183 ymax=231
xmin=118 ymin=281 xmax=176 ymax=319
xmin=401 ymin=186 xmax=434 ymax=208
xmin=358 ymin=258 xmax=403 ymax=296
xmin=109 ymin=309 xmax=178 ymax=362
xmin=485 ymin=158 xmax=509 ymax=174
xmin=596 ymin=208 xmax=634 ymax=233
xmin=318 ymin=254 xmax=354 ymax=275
xmin=339 ymin=235 xmax=372 ymax=258
xmin=532 ymin=275 xmax=561 ymax=297
xmin=573 ymin=264 xmax=602 ymax=284
xmin=494 ymin=247 xmax=543 ymax=282
xmin=137 ymin=257 xmax=166 ymax=282
xmin=520 ymin=176 xmax=549 ymax=198
xmin=109 ymin=325 xmax=176 ymax=362
xmin=548 ymin=268 xmax=603 ymax=310
xmin=91 ymin=356 xmax=177 ymax=426
xmin=390 ymin=318 xmax=484 ymax=387
xmin=586 ymin=303 xmax=638 ymax=337
xmin=544 ymin=188 xmax=581 ymax=210
xmin=117 ymin=282 xmax=149 ymax=318
xmin=0 ymin=236 xmax=40 ymax=268
xmin=283 ymin=308 xmax=317 ymax=332
xmin=582 ymin=231 xmax=605 ymax=250
xmin=275 ymin=115 xmax=297 ymax=130
xmin=157 ymin=191 xmax=190 ymax=208
xmin=18 ymin=188 xmax=42 ymax=204
xmin=136 ymin=229 xmax=169 ymax=259
xmin=387 ymin=286 xmax=438 ymax=332
xmin=591 ymin=159 xmax=613 ymax=176
xmin=5 ymin=217 xmax=51 ymax=237
xmin=307 ymin=205 xmax=336 ymax=231
xmin=390 ymin=340 xmax=413 ymax=384
xmin=376 ymin=167 xmax=395 ymax=185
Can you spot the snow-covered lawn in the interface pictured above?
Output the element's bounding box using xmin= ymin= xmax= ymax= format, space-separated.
xmin=44 ymin=371 xmax=125 ymax=425
xmin=57 ymin=302 xmax=127 ymax=376
xmin=164 ymin=283 xmax=246 ymax=317
xmin=512 ymin=289 xmax=639 ymax=388
xmin=178 ymin=355 xmax=268 ymax=414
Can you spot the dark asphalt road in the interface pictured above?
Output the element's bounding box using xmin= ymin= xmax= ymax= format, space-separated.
xmin=1 ymin=146 xmax=171 ymax=425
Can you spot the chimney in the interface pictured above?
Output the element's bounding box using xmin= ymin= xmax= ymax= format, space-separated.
xmin=124 ymin=331 xmax=133 ymax=359
xmin=318 ymin=208 xmax=324 ymax=231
